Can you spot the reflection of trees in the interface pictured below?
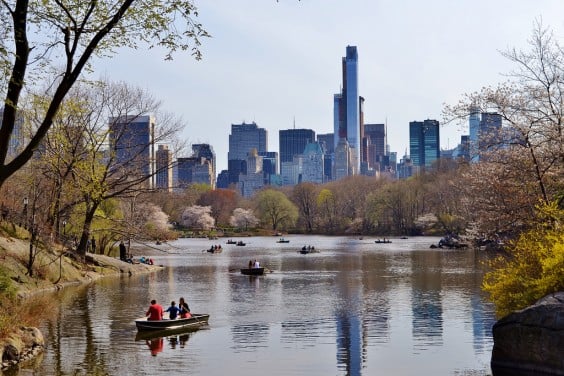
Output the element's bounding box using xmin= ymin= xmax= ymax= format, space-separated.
xmin=230 ymin=323 xmax=269 ymax=351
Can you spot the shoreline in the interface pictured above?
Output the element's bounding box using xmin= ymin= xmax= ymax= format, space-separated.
xmin=0 ymin=235 xmax=163 ymax=372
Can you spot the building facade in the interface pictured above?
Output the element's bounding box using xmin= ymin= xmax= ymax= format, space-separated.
xmin=155 ymin=145 xmax=172 ymax=192
xmin=409 ymin=119 xmax=440 ymax=169
xmin=279 ymin=128 xmax=315 ymax=184
xmin=228 ymin=122 xmax=267 ymax=185
xmin=109 ymin=115 xmax=155 ymax=188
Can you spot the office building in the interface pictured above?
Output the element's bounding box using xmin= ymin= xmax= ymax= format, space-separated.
xmin=300 ymin=142 xmax=325 ymax=184
xmin=409 ymin=119 xmax=440 ymax=169
xmin=238 ymin=148 xmax=264 ymax=197
xmin=192 ymin=143 xmax=216 ymax=188
xmin=109 ymin=115 xmax=155 ymax=188
xmin=177 ymin=157 xmax=214 ymax=188
xmin=228 ymin=122 xmax=267 ymax=161
xmin=155 ymin=145 xmax=173 ymax=192
xmin=279 ymin=128 xmax=315 ymax=184
xmin=228 ymin=122 xmax=267 ymax=184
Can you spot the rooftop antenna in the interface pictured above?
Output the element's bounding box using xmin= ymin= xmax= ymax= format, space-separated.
xmin=293 ymin=116 xmax=296 ymax=129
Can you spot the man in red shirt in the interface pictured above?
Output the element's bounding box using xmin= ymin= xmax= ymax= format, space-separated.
xmin=146 ymin=299 xmax=164 ymax=321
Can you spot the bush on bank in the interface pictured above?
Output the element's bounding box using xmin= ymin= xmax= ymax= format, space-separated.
xmin=483 ymin=201 xmax=564 ymax=317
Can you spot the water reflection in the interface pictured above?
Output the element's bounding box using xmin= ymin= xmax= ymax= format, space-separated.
xmin=19 ymin=236 xmax=494 ymax=376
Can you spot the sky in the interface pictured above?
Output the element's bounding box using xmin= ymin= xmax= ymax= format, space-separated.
xmin=93 ymin=0 xmax=564 ymax=174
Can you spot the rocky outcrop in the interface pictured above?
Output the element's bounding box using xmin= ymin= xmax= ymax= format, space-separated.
xmin=491 ymin=292 xmax=564 ymax=375
xmin=1 ymin=327 xmax=44 ymax=371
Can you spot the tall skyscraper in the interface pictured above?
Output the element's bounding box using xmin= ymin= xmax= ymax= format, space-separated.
xmin=109 ymin=115 xmax=155 ymax=188
xmin=409 ymin=119 xmax=440 ymax=169
xmin=228 ymin=122 xmax=267 ymax=185
xmin=155 ymin=145 xmax=172 ymax=192
xmin=334 ymin=46 xmax=361 ymax=175
xmin=228 ymin=122 xmax=267 ymax=161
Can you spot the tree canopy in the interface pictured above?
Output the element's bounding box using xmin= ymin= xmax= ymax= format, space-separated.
xmin=0 ymin=0 xmax=208 ymax=189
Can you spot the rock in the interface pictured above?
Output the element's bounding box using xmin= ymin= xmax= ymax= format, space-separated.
xmin=491 ymin=292 xmax=564 ymax=375
xmin=2 ymin=344 xmax=18 ymax=362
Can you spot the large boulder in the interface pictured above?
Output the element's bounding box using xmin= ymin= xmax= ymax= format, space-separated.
xmin=491 ymin=292 xmax=564 ymax=375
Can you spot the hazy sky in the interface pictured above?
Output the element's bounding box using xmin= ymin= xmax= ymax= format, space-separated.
xmin=94 ymin=0 xmax=564 ymax=173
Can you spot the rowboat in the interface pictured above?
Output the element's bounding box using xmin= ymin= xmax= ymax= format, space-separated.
xmin=374 ymin=239 xmax=392 ymax=244
xmin=276 ymin=238 xmax=290 ymax=243
xmin=240 ymin=267 xmax=264 ymax=275
xmin=135 ymin=314 xmax=210 ymax=331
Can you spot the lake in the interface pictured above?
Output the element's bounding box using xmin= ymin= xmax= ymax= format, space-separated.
xmin=19 ymin=235 xmax=495 ymax=375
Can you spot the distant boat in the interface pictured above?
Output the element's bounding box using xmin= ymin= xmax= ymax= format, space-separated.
xmin=135 ymin=314 xmax=210 ymax=332
xmin=226 ymin=239 xmax=237 ymax=244
xmin=240 ymin=267 xmax=265 ymax=276
xmin=204 ymin=247 xmax=223 ymax=253
xmin=299 ymin=246 xmax=319 ymax=254
xmin=374 ymin=239 xmax=392 ymax=244
xmin=236 ymin=241 xmax=246 ymax=246
xmin=276 ymin=238 xmax=290 ymax=243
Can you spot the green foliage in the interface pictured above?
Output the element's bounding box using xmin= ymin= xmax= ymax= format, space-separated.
xmin=254 ymin=189 xmax=298 ymax=230
xmin=483 ymin=201 xmax=564 ymax=317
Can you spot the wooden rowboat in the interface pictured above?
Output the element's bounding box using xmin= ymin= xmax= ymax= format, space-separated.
xmin=135 ymin=314 xmax=210 ymax=331
xmin=240 ymin=267 xmax=265 ymax=276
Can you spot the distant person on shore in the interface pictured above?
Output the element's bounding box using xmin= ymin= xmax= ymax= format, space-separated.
xmin=146 ymin=299 xmax=164 ymax=321
xmin=165 ymin=301 xmax=181 ymax=320
xmin=178 ymin=297 xmax=191 ymax=319
xmin=119 ymin=241 xmax=127 ymax=261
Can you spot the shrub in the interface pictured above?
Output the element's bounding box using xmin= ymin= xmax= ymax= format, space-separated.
xmin=483 ymin=201 xmax=564 ymax=317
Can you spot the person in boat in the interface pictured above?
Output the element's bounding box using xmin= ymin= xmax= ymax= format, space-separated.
xmin=253 ymin=259 xmax=260 ymax=268
xmin=165 ymin=301 xmax=181 ymax=320
xmin=248 ymin=260 xmax=253 ymax=269
xmin=178 ymin=297 xmax=191 ymax=319
xmin=146 ymin=299 xmax=164 ymax=321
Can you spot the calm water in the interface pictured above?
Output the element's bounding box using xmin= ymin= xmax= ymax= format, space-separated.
xmin=17 ymin=236 xmax=495 ymax=375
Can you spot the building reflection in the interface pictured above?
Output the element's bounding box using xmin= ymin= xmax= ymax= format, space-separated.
xmin=411 ymin=252 xmax=444 ymax=350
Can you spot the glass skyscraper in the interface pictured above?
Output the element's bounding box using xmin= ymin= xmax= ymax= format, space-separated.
xmin=109 ymin=115 xmax=155 ymax=188
xmin=227 ymin=122 xmax=267 ymax=184
xmin=409 ymin=119 xmax=440 ymax=169
xmin=333 ymin=46 xmax=361 ymax=175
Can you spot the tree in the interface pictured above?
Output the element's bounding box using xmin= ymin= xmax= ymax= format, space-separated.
xmin=44 ymin=80 xmax=183 ymax=256
xmin=254 ymin=189 xmax=298 ymax=231
xmin=444 ymin=21 xmax=564 ymax=238
xmin=197 ymin=189 xmax=239 ymax=226
xmin=229 ymin=208 xmax=259 ymax=230
xmin=0 ymin=0 xmax=208 ymax=190
xmin=291 ymin=183 xmax=318 ymax=233
xmin=181 ymin=205 xmax=214 ymax=231
xmin=316 ymin=188 xmax=338 ymax=233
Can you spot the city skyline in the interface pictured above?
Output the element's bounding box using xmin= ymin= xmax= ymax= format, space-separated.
xmin=90 ymin=0 xmax=564 ymax=173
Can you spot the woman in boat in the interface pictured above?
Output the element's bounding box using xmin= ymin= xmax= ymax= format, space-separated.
xmin=178 ymin=297 xmax=191 ymax=319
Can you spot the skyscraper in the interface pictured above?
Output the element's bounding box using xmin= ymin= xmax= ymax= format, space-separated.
xmin=334 ymin=46 xmax=361 ymax=175
xmin=192 ymin=143 xmax=216 ymax=188
xmin=409 ymin=119 xmax=440 ymax=169
xmin=155 ymin=145 xmax=172 ymax=192
xmin=109 ymin=115 xmax=155 ymax=188
xmin=279 ymin=128 xmax=315 ymax=185
xmin=228 ymin=122 xmax=267 ymax=161
xmin=228 ymin=122 xmax=267 ymax=185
